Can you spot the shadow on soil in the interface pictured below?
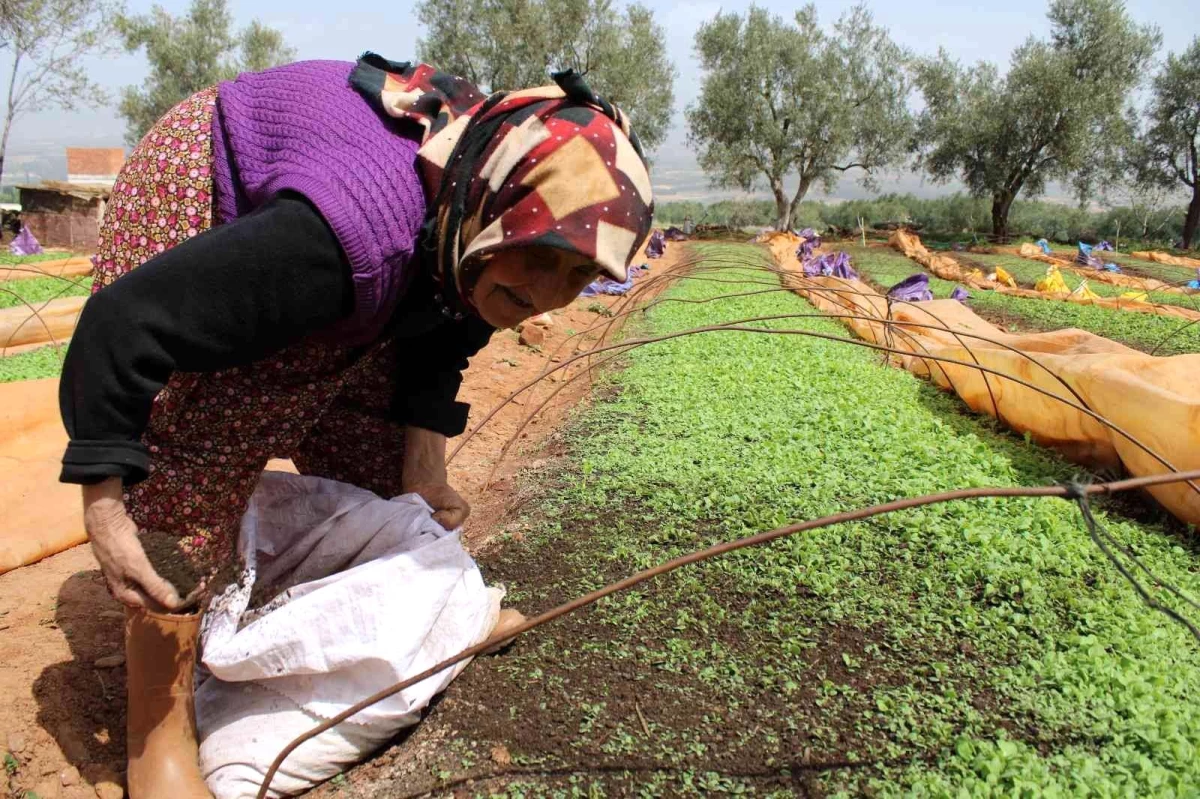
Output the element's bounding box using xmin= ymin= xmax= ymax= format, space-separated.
xmin=32 ymin=569 xmax=128 ymax=782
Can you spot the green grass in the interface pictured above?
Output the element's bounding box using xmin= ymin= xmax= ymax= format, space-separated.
xmin=846 ymin=246 xmax=1200 ymax=355
xmin=0 ymin=272 xmax=87 ymax=382
xmin=0 ymin=344 xmax=67 ymax=382
xmin=0 ymin=275 xmax=91 ymax=310
xmin=0 ymin=252 xmax=63 ymax=266
xmin=425 ymin=243 xmax=1200 ymax=796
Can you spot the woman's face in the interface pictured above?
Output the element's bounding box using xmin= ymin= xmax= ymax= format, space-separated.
xmin=470 ymin=247 xmax=603 ymax=329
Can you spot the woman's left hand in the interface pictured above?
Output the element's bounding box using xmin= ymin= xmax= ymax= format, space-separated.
xmin=403 ymin=426 xmax=470 ymax=528
xmin=409 ymin=481 xmax=471 ymax=529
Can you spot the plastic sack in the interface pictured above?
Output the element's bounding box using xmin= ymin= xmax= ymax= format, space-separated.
xmin=1076 ymin=242 xmax=1103 ymax=269
xmin=581 ymin=264 xmax=646 ymax=296
xmin=990 ymin=267 xmax=1017 ymax=288
xmin=9 ymin=226 xmax=42 ymax=256
xmin=196 ymin=472 xmax=502 ymax=798
xmin=887 ymin=273 xmax=934 ymax=303
xmin=1121 ymin=290 xmax=1150 ymax=303
xmin=1035 ymin=266 xmax=1070 ymax=294
xmin=1035 ymin=238 xmax=1052 ymax=255
xmin=803 ymin=251 xmax=856 ymax=279
xmin=1096 ymin=241 xmax=1114 ymax=251
xmin=1070 ymin=280 xmax=1100 ymax=300
xmin=796 ymin=228 xmax=821 ymax=260
xmin=645 ymin=230 xmax=665 ymax=259
xmin=1101 ymin=262 xmax=1122 ymax=273
xmin=951 ymin=286 xmax=970 ymax=302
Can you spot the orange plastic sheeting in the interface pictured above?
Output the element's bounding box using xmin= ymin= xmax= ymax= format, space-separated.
xmin=888 ymin=232 xmax=1200 ymax=321
xmin=0 ymin=379 xmax=86 ymax=573
xmin=761 ymin=235 xmax=1200 ymax=526
xmin=1130 ymin=251 xmax=1200 ymax=269
xmin=0 ymin=296 xmax=86 ymax=349
xmin=0 ymin=256 xmax=93 ymax=282
xmin=889 ymin=230 xmax=996 ymax=290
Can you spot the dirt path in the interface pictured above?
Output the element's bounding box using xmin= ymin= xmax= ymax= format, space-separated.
xmin=0 ymin=245 xmax=684 ymax=798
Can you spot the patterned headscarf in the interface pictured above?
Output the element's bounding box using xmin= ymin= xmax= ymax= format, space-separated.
xmin=351 ymin=53 xmax=654 ymax=319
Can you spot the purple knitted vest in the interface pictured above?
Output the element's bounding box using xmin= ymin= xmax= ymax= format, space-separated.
xmin=211 ymin=60 xmax=427 ymax=345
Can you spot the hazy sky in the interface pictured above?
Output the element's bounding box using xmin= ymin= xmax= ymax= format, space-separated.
xmin=4 ymin=0 xmax=1197 ymax=199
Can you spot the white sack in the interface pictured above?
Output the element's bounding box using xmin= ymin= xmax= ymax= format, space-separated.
xmin=196 ymin=471 xmax=502 ymax=798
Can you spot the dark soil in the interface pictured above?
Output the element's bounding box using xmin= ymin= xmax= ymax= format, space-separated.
xmin=313 ymin=478 xmax=1019 ymax=798
xmin=138 ymin=530 xmax=203 ymax=600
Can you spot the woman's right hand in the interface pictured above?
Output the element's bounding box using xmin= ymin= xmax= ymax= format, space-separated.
xmin=83 ymin=478 xmax=185 ymax=611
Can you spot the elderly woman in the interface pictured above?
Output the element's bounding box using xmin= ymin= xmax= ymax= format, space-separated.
xmin=59 ymin=54 xmax=652 ymax=797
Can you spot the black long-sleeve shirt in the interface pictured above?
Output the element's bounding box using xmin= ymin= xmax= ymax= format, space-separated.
xmin=59 ymin=194 xmax=494 ymax=485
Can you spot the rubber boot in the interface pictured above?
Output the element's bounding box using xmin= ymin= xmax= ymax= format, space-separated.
xmin=124 ymin=607 xmax=213 ymax=798
xmin=483 ymin=608 xmax=527 ymax=654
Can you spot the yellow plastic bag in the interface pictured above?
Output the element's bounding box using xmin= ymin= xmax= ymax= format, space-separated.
xmin=1120 ymin=290 xmax=1150 ymax=303
xmin=990 ymin=266 xmax=1018 ymax=288
xmin=1035 ymin=266 xmax=1069 ymax=294
xmin=1070 ymin=280 xmax=1100 ymax=300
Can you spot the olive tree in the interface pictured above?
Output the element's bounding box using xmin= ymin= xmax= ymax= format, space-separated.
xmin=912 ymin=0 xmax=1159 ymax=242
xmin=118 ymin=0 xmax=294 ymax=145
xmin=1133 ymin=37 xmax=1200 ymax=247
xmin=0 ymin=0 xmax=122 ymax=186
xmin=685 ymin=4 xmax=912 ymax=231
xmin=417 ymin=0 xmax=675 ymax=151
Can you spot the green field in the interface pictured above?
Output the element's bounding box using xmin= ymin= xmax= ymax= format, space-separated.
xmin=0 ymin=344 xmax=68 ymax=383
xmin=0 ymin=275 xmax=91 ymax=310
xmin=845 ymin=246 xmax=1200 ymax=356
xmin=345 ymin=243 xmax=1200 ymax=796
xmin=0 ymin=252 xmax=89 ymax=381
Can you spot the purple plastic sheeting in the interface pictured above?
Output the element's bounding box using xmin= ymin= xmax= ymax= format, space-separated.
xmin=951 ymin=286 xmax=970 ymax=302
xmin=580 ymin=264 xmax=649 ymax=297
xmin=9 ymin=225 xmax=43 ymax=256
xmin=645 ymin=230 xmax=666 ymax=259
xmin=802 ymin=250 xmax=857 ymax=279
xmin=886 ymin=273 xmax=934 ymax=303
xmin=1096 ymin=241 xmax=1114 ymax=251
xmin=795 ymin=228 xmax=821 ymax=260
xmin=663 ymin=226 xmax=688 ymax=241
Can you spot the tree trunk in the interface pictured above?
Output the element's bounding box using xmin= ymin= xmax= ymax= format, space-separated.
xmin=0 ymin=50 xmax=23 ymax=191
xmin=770 ymin=178 xmax=789 ymax=231
xmin=1183 ymin=186 xmax=1200 ymax=250
xmin=786 ymin=176 xmax=813 ymax=232
xmin=991 ymin=192 xmax=1014 ymax=244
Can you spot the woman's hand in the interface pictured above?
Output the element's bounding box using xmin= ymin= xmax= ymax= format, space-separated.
xmin=407 ymin=481 xmax=471 ymax=529
xmin=83 ymin=478 xmax=186 ymax=611
xmin=403 ymin=426 xmax=471 ymax=529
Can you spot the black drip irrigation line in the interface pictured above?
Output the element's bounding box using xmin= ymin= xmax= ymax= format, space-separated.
xmin=254 ymin=468 xmax=1200 ymax=799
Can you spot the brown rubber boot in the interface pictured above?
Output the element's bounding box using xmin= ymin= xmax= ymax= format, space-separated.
xmin=124 ymin=607 xmax=213 ymax=798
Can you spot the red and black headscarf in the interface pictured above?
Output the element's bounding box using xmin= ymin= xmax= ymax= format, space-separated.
xmin=351 ymin=53 xmax=654 ymax=319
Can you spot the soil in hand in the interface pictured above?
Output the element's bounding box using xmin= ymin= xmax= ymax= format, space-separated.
xmin=138 ymin=530 xmax=202 ymax=599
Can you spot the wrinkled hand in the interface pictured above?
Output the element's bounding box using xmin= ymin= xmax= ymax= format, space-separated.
xmin=83 ymin=478 xmax=187 ymax=611
xmin=409 ymin=481 xmax=471 ymax=529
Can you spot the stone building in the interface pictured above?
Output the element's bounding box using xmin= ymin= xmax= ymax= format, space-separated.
xmin=16 ymin=148 xmax=125 ymax=249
